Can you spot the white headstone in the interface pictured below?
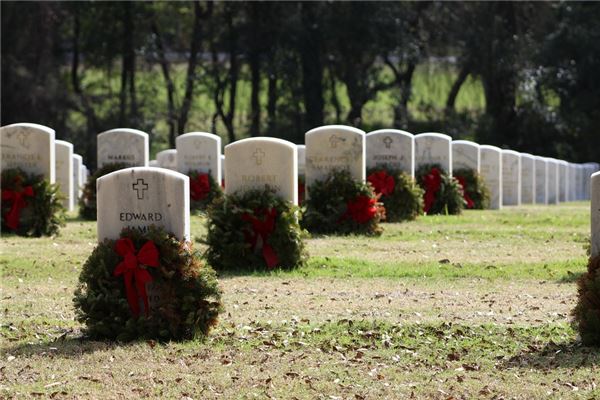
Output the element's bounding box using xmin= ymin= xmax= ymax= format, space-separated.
xmin=0 ymin=123 xmax=55 ymax=183
xmin=156 ymin=149 xmax=178 ymax=171
xmin=96 ymin=167 xmax=190 ymax=242
xmin=558 ymin=160 xmax=568 ymax=202
xmin=176 ymin=132 xmax=221 ymax=183
xmin=55 ymin=140 xmax=74 ymax=211
xmin=452 ymin=140 xmax=480 ymax=172
xmin=568 ymin=163 xmax=577 ymax=202
xmin=480 ymin=145 xmax=503 ymax=209
xmin=297 ymin=145 xmax=306 ymax=176
xmin=592 ymin=172 xmax=600 ymax=257
xmin=545 ymin=158 xmax=559 ymax=205
xmin=149 ymin=160 xmax=158 ymax=167
xmin=97 ymin=128 xmax=149 ymax=168
xmin=501 ymin=150 xmax=521 ymax=206
xmin=535 ymin=156 xmax=548 ymax=204
xmin=575 ymin=164 xmax=584 ymax=201
xmin=365 ymin=129 xmax=414 ymax=177
xmin=520 ymin=153 xmax=536 ymax=204
xmin=224 ymin=137 xmax=298 ymax=204
xmin=414 ymin=133 xmax=452 ymax=174
xmin=73 ymin=154 xmax=83 ymax=202
xmin=305 ymin=125 xmax=365 ymax=191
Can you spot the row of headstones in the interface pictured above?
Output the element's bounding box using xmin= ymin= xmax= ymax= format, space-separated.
xmin=0 ymin=123 xmax=90 ymax=212
xmin=139 ymin=127 xmax=598 ymax=210
xmin=2 ymin=123 xmax=598 ymax=218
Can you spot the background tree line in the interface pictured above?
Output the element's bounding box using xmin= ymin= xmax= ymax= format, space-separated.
xmin=2 ymin=1 xmax=599 ymax=168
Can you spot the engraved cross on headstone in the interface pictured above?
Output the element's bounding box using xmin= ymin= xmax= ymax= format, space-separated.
xmin=132 ymin=178 xmax=149 ymax=200
xmin=252 ymin=148 xmax=266 ymax=166
xmin=383 ymin=136 xmax=393 ymax=149
xmin=17 ymin=132 xmax=31 ymax=149
xmin=329 ymin=134 xmax=344 ymax=148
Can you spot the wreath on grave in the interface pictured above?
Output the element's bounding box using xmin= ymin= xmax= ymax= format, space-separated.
xmin=367 ymin=166 xmax=424 ymax=222
xmin=79 ymin=162 xmax=130 ymax=220
xmin=415 ymin=164 xmax=464 ymax=215
xmin=74 ymin=226 xmax=223 ymax=341
xmin=452 ymin=168 xmax=490 ymax=210
xmin=187 ymin=170 xmax=223 ymax=212
xmin=302 ymin=169 xmax=384 ymax=235
xmin=204 ymin=187 xmax=308 ymax=272
xmin=572 ymin=254 xmax=600 ymax=346
xmin=1 ymin=168 xmax=65 ymax=237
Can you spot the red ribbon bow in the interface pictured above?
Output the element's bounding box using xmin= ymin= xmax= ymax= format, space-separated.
xmin=367 ymin=170 xmax=395 ymax=196
xmin=455 ymin=175 xmax=474 ymax=209
xmin=190 ymin=173 xmax=210 ymax=201
xmin=2 ymin=184 xmax=34 ymax=230
xmin=113 ymin=238 xmax=159 ymax=317
xmin=345 ymin=195 xmax=378 ymax=224
xmin=241 ymin=208 xmax=279 ymax=269
xmin=423 ymin=168 xmax=442 ymax=213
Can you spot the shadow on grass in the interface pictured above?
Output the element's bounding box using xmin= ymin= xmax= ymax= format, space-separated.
xmin=5 ymin=334 xmax=134 ymax=359
xmin=557 ymin=271 xmax=584 ymax=283
xmin=500 ymin=341 xmax=600 ymax=370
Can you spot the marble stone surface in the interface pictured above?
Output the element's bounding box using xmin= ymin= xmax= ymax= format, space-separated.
xmin=55 ymin=140 xmax=74 ymax=211
xmin=176 ymin=132 xmax=221 ymax=183
xmin=96 ymin=167 xmax=190 ymax=242
xmin=297 ymin=145 xmax=306 ymax=176
xmin=149 ymin=160 xmax=158 ymax=167
xmin=480 ymin=145 xmax=503 ymax=209
xmin=156 ymin=149 xmax=178 ymax=171
xmin=305 ymin=125 xmax=365 ymax=191
xmin=452 ymin=140 xmax=480 ymax=172
xmin=575 ymin=164 xmax=584 ymax=201
xmin=225 ymin=137 xmax=298 ymax=204
xmin=97 ymin=128 xmax=149 ymax=168
xmin=546 ymin=158 xmax=559 ymax=205
xmin=568 ymin=163 xmax=577 ymax=202
xmin=558 ymin=160 xmax=568 ymax=202
xmin=592 ymin=172 xmax=600 ymax=257
xmin=414 ymin=133 xmax=452 ymax=174
xmin=520 ymin=153 xmax=536 ymax=204
xmin=535 ymin=157 xmax=548 ymax=204
xmin=366 ymin=129 xmax=414 ymax=177
xmin=0 ymin=123 xmax=55 ymax=183
xmin=73 ymin=154 xmax=82 ymax=205
xmin=502 ymin=150 xmax=521 ymax=206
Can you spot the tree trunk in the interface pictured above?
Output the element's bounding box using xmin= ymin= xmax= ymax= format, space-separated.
xmin=329 ymin=70 xmax=342 ymax=124
xmin=393 ymin=62 xmax=416 ymax=128
xmin=300 ymin=3 xmax=324 ymax=130
xmin=267 ymin=70 xmax=277 ymax=135
xmin=151 ymin=19 xmax=177 ymax=147
xmin=249 ymin=50 xmax=261 ymax=137
xmin=445 ymin=64 xmax=470 ymax=113
xmin=178 ymin=1 xmax=205 ymax=135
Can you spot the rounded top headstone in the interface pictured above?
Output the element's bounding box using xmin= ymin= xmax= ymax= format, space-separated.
xmin=96 ymin=167 xmax=190 ymax=242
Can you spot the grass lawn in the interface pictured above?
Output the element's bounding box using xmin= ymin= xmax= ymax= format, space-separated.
xmin=1 ymin=202 xmax=598 ymax=399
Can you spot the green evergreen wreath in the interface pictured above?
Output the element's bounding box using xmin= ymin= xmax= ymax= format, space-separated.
xmin=415 ymin=164 xmax=464 ymax=215
xmin=453 ymin=168 xmax=490 ymax=210
xmin=74 ymin=226 xmax=223 ymax=341
xmin=572 ymin=254 xmax=600 ymax=346
xmin=79 ymin=162 xmax=130 ymax=220
xmin=302 ymin=169 xmax=384 ymax=235
xmin=187 ymin=170 xmax=223 ymax=212
xmin=367 ymin=166 xmax=424 ymax=222
xmin=205 ymin=187 xmax=308 ymax=272
xmin=1 ymin=168 xmax=65 ymax=237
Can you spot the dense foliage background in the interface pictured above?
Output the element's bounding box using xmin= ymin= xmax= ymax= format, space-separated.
xmin=2 ymin=1 xmax=599 ymax=168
